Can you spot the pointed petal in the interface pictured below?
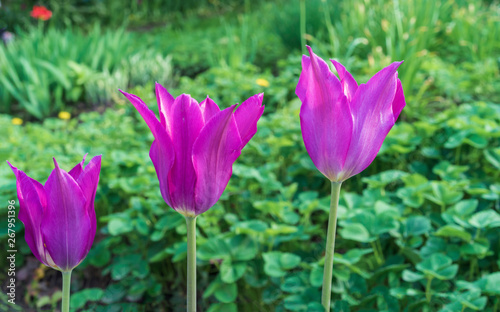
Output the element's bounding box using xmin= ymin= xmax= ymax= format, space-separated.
xmin=120 ymin=89 xmax=172 ymax=147
xmin=150 ymin=140 xmax=174 ymax=208
xmin=296 ymin=46 xmax=353 ymax=181
xmin=76 ymin=155 xmax=101 ymax=255
xmin=392 ymin=78 xmax=406 ymax=121
xmin=167 ymin=94 xmax=204 ymax=213
xmin=200 ymin=96 xmax=221 ymax=124
xmin=330 ymin=59 xmax=358 ymax=102
xmin=192 ymin=105 xmax=242 ymax=215
xmin=121 ymin=89 xmax=176 ymax=202
xmin=155 ymin=82 xmax=175 ymax=128
xmin=343 ymin=62 xmax=402 ymax=179
xmin=68 ymin=153 xmax=87 ymax=180
xmin=7 ymin=162 xmax=47 ymax=266
xmin=42 ymin=158 xmax=90 ymax=271
xmin=234 ymin=93 xmax=265 ymax=147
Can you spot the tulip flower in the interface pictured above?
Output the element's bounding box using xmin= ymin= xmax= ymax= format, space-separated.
xmin=8 ymin=155 xmax=101 ymax=312
xmin=296 ymin=46 xmax=406 ymax=311
xmin=30 ymin=5 xmax=53 ymax=21
xmin=121 ymin=83 xmax=264 ymax=312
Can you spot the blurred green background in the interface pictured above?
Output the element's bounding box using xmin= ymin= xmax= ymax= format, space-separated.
xmin=0 ymin=0 xmax=499 ymax=311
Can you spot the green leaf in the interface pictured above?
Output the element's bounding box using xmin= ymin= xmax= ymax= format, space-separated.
xmin=263 ymin=252 xmax=301 ymax=277
xmin=468 ymin=210 xmax=500 ymax=229
xmin=108 ymin=218 xmax=134 ymax=236
xmin=309 ymin=265 xmax=323 ymax=287
xmin=220 ymin=260 xmax=247 ymax=283
xmin=484 ymin=272 xmax=500 ymax=295
xmin=340 ymin=223 xmax=374 ymax=242
xmin=404 ymin=216 xmax=431 ymax=237
xmin=70 ymin=288 xmax=104 ymax=310
xmin=402 ymin=270 xmax=424 ymax=282
xmin=229 ymin=235 xmax=258 ymax=261
xmin=362 ymin=170 xmax=408 ymax=189
xmin=231 ymin=220 xmax=268 ymax=234
xmin=425 ymin=182 xmax=463 ymax=206
xmin=416 ymin=253 xmax=458 ymax=280
xmin=207 ymin=303 xmax=237 ymax=312
xmin=281 ymin=275 xmax=305 ymax=293
xmin=214 ymin=282 xmax=237 ymax=303
xmin=484 ymin=149 xmax=500 ymax=169
xmin=198 ymin=239 xmax=231 ymax=261
xmin=435 ymin=225 xmax=471 ymax=241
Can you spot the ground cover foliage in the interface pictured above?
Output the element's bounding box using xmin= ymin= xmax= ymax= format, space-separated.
xmin=0 ymin=0 xmax=499 ymax=311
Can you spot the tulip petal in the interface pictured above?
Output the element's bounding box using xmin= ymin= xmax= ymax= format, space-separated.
xmin=68 ymin=154 xmax=87 ymax=180
xmin=392 ymin=78 xmax=406 ymax=121
xmin=296 ymin=46 xmax=353 ymax=181
xmin=200 ymin=96 xmax=221 ymax=124
xmin=168 ymin=94 xmax=204 ymax=213
xmin=120 ymin=90 xmax=171 ymax=144
xmin=234 ymin=93 xmax=265 ymax=147
xmin=42 ymin=158 xmax=90 ymax=271
xmin=330 ymin=59 xmax=358 ymax=102
xmin=120 ymin=89 xmax=175 ymax=194
xmin=343 ymin=62 xmax=402 ymax=179
xmin=149 ymin=140 xmax=174 ymax=208
xmin=155 ymin=83 xmax=175 ymax=128
xmin=192 ymin=105 xmax=242 ymax=215
xmin=76 ymin=155 xmax=101 ymax=255
xmin=7 ymin=162 xmax=47 ymax=266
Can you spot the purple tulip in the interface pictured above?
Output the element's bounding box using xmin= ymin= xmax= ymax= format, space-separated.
xmin=296 ymin=46 xmax=406 ymax=182
xmin=7 ymin=155 xmax=101 ymax=272
xmin=120 ymin=83 xmax=264 ymax=217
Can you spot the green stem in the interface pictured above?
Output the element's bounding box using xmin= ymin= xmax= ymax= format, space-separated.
xmin=321 ymin=182 xmax=342 ymax=312
xmin=299 ymin=0 xmax=306 ymax=54
xmin=469 ymin=257 xmax=476 ymax=280
xmin=376 ymin=239 xmax=385 ymax=263
xmin=186 ymin=216 xmax=197 ymax=312
xmin=371 ymin=241 xmax=382 ymax=265
xmin=494 ymin=296 xmax=499 ymax=312
xmin=61 ymin=270 xmax=72 ymax=312
xmin=426 ymin=277 xmax=433 ymax=302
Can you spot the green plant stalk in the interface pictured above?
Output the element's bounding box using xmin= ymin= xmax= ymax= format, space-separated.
xmin=61 ymin=270 xmax=72 ymax=312
xmin=322 ymin=182 xmax=342 ymax=312
xmin=186 ymin=216 xmax=197 ymax=312
xmin=371 ymin=241 xmax=382 ymax=265
xmin=469 ymin=257 xmax=477 ymax=280
xmin=299 ymin=0 xmax=306 ymax=54
xmin=376 ymin=239 xmax=385 ymax=263
xmin=426 ymin=277 xmax=433 ymax=302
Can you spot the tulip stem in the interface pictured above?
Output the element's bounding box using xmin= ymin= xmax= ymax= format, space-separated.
xmin=299 ymin=0 xmax=306 ymax=54
xmin=322 ymin=181 xmax=342 ymax=312
xmin=186 ymin=216 xmax=197 ymax=312
xmin=61 ymin=270 xmax=72 ymax=312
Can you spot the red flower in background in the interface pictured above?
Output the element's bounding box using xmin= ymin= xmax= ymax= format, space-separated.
xmin=30 ymin=5 xmax=52 ymax=21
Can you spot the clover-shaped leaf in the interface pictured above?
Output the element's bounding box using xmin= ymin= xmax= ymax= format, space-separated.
xmin=468 ymin=210 xmax=500 ymax=229
xmin=435 ymin=225 xmax=471 ymax=242
xmin=416 ymin=254 xmax=458 ymax=280
xmin=263 ymin=251 xmax=301 ymax=277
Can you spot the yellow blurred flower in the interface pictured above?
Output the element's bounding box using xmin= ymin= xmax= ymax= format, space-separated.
xmin=256 ymin=78 xmax=270 ymax=87
xmin=58 ymin=111 xmax=71 ymax=120
xmin=11 ymin=117 xmax=23 ymax=125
